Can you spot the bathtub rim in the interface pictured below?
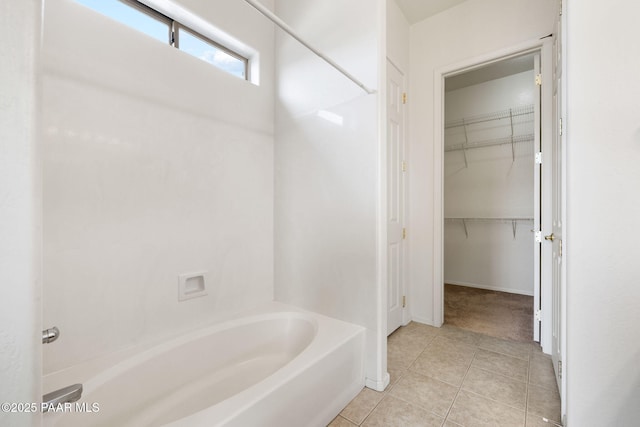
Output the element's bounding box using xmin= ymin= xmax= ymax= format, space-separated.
xmin=43 ymin=302 xmax=318 ymax=393
xmin=42 ymin=302 xmax=366 ymax=426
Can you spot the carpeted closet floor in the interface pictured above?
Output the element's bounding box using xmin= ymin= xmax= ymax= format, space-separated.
xmin=444 ymin=284 xmax=534 ymax=342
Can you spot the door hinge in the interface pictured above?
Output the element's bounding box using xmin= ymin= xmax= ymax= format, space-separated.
xmin=535 ymin=152 xmax=543 ymax=164
xmin=402 ymin=92 xmax=407 ymax=104
xmin=402 ymin=228 xmax=407 ymax=239
xmin=558 ymin=360 xmax=563 ymax=378
xmin=402 ymin=295 xmax=406 ymax=308
xmin=535 ymin=309 xmax=542 ymax=321
xmin=535 ymin=74 xmax=542 ymax=86
xmin=559 ymin=118 xmax=563 ymax=136
xmin=535 ymin=231 xmax=542 ymax=243
xmin=401 ymin=160 xmax=407 ymax=172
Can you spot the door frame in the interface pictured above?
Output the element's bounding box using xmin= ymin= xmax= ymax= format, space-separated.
xmin=432 ymin=37 xmax=554 ymax=351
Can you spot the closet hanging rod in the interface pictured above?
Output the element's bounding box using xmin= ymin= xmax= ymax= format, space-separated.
xmin=243 ymin=0 xmax=376 ymax=95
xmin=445 ymin=105 xmax=534 ymax=129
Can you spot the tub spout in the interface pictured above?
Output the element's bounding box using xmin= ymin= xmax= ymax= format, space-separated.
xmin=42 ymin=384 xmax=83 ymax=411
xmin=42 ymin=326 xmax=60 ymax=344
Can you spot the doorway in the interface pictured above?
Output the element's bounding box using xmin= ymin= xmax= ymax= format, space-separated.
xmin=432 ymin=39 xmax=554 ymax=351
xmin=442 ymin=52 xmax=539 ymax=342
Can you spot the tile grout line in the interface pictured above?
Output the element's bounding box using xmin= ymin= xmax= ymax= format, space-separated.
xmin=441 ymin=343 xmax=479 ymax=425
xmin=524 ymin=347 xmax=533 ymax=426
xmin=372 ymin=325 xmax=555 ymax=427
xmin=360 ymin=334 xmax=435 ymax=426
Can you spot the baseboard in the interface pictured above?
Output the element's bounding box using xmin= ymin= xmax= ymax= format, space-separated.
xmin=365 ymin=372 xmax=390 ymax=392
xmin=408 ymin=315 xmax=438 ymax=327
xmin=445 ymin=280 xmax=534 ymax=296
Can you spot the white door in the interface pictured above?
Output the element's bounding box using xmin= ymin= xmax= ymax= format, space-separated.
xmin=549 ymin=14 xmax=565 ymax=394
xmin=533 ymin=53 xmax=542 ymax=343
xmin=539 ymin=39 xmax=555 ymax=352
xmin=387 ymin=60 xmax=406 ymax=335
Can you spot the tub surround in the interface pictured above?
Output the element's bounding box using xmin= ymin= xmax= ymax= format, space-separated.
xmin=274 ymin=0 xmax=387 ymax=391
xmin=42 ymin=0 xmax=275 ymax=374
xmin=42 ymin=1 xmax=384 ymax=424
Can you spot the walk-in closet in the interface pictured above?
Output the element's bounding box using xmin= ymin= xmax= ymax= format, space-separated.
xmin=443 ymin=54 xmax=537 ymax=341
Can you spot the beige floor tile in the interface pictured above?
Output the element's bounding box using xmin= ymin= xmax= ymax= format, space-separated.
xmin=447 ymin=390 xmax=525 ymax=427
xmin=443 ymin=422 xmax=464 ymax=427
xmin=388 ymin=333 xmax=433 ymax=352
xmin=472 ymin=349 xmax=529 ymax=382
xmin=388 ymin=339 xmax=427 ymax=370
xmin=530 ymin=343 xmax=545 ymax=354
xmin=328 ymin=415 xmax=358 ymax=426
xmin=461 ymin=367 xmax=527 ymax=410
xmin=410 ymin=337 xmax=476 ymax=386
xmin=477 ymin=334 xmax=532 ymax=360
xmin=390 ymin=322 xmax=439 ymax=347
xmin=389 ymin=370 xmax=458 ymax=417
xmin=527 ymin=384 xmax=561 ymax=423
xmin=402 ymin=321 xmax=441 ymax=335
xmin=387 ymin=366 xmax=407 ymax=388
xmin=340 ymin=387 xmax=385 ymax=425
xmin=428 ymin=336 xmax=478 ymax=358
xmin=438 ymin=325 xmax=483 ymax=346
xmin=529 ymin=358 xmax=558 ymax=391
xmin=362 ymin=395 xmax=444 ymax=427
xmin=525 ymin=413 xmax=563 ymax=426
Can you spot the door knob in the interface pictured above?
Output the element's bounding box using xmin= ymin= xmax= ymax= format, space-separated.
xmin=544 ymin=233 xmax=555 ymax=242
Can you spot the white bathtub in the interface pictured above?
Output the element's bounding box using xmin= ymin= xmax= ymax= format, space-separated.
xmin=43 ymin=304 xmax=365 ymax=426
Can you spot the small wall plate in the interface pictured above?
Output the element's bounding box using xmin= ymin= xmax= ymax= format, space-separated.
xmin=178 ymin=271 xmax=208 ymax=301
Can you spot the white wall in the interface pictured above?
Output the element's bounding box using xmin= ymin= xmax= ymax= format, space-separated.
xmin=565 ymin=0 xmax=640 ymax=425
xmin=444 ymin=71 xmax=535 ymax=295
xmin=42 ymin=0 xmax=275 ymax=374
xmin=408 ymin=0 xmax=558 ymax=324
xmin=0 ymin=1 xmax=42 ymax=426
xmin=387 ymin=0 xmax=410 ymax=73
xmin=274 ymin=0 xmax=387 ymax=389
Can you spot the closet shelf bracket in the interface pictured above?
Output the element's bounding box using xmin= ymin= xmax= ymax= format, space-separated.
xmin=509 ymin=108 xmax=515 ymax=163
xmin=462 ymin=118 xmax=469 ymax=168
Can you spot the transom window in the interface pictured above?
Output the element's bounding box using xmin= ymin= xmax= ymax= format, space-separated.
xmin=75 ymin=0 xmax=249 ymax=80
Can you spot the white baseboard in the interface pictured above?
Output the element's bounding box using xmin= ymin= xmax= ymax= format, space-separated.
xmin=445 ymin=280 xmax=534 ymax=296
xmin=408 ymin=315 xmax=438 ymax=327
xmin=365 ymin=372 xmax=390 ymax=392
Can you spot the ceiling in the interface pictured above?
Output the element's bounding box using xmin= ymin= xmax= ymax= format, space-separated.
xmin=395 ymin=0 xmax=469 ymax=24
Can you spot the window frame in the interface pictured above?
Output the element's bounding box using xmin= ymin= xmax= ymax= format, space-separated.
xmin=119 ymin=0 xmax=173 ymax=43
xmin=105 ymin=0 xmax=250 ymax=81
xmin=173 ymin=23 xmax=250 ymax=81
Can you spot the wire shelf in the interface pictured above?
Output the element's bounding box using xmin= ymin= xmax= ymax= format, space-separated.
xmin=444 ymin=133 xmax=534 ymax=152
xmin=445 ymin=105 xmax=534 ymax=129
xmin=445 ymin=217 xmax=534 ymax=239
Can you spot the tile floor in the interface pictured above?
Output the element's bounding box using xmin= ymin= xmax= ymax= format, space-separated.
xmin=329 ymin=322 xmax=561 ymax=427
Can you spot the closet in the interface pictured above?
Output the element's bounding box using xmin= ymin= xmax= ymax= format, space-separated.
xmin=443 ymin=54 xmax=537 ymax=340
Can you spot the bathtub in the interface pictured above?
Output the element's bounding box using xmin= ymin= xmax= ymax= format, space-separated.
xmin=43 ymin=304 xmax=365 ymax=426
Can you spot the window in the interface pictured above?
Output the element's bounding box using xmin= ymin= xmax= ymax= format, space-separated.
xmin=75 ymin=0 xmax=249 ymax=80
xmin=176 ymin=26 xmax=247 ymax=80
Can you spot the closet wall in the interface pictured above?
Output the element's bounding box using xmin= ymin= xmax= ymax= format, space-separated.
xmin=444 ymin=69 xmax=535 ymax=295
